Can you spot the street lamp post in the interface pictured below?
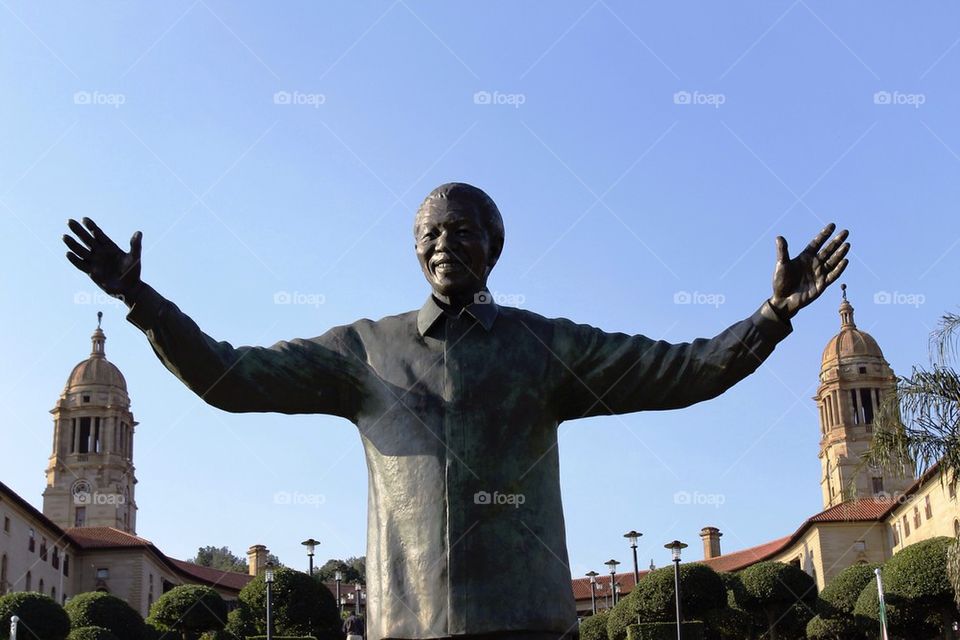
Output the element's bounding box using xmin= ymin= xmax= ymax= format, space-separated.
xmin=265 ymin=562 xmax=275 ymax=640
xmin=585 ymin=571 xmax=599 ymax=615
xmin=604 ymin=559 xmax=620 ymax=606
xmin=623 ymin=530 xmax=642 ymax=585
xmin=335 ymin=570 xmax=343 ymax=613
xmin=301 ymin=538 xmax=320 ymax=576
xmin=664 ymin=541 xmax=688 ymax=640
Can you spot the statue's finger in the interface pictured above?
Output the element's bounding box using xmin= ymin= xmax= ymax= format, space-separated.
xmin=819 ymin=228 xmax=849 ymax=259
xmin=63 ymin=235 xmax=91 ymax=260
xmin=824 ymin=259 xmax=849 ymax=287
xmin=83 ymin=217 xmax=122 ymax=253
xmin=823 ymin=242 xmax=850 ymax=270
xmin=805 ymin=222 xmax=836 ymax=255
xmin=776 ymin=236 xmax=789 ymax=263
xmin=67 ymin=218 xmax=96 ymax=248
xmin=65 ymin=251 xmax=91 ymax=273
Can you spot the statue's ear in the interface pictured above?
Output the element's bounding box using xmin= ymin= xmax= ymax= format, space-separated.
xmin=487 ymin=237 xmax=504 ymax=273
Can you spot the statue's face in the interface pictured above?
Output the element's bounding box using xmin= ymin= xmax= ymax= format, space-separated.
xmin=415 ymin=199 xmax=494 ymax=301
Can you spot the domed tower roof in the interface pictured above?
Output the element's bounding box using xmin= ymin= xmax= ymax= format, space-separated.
xmin=820 ymin=285 xmax=886 ymax=374
xmin=65 ymin=311 xmax=127 ymax=392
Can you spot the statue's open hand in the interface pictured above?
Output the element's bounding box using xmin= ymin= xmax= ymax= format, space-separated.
xmin=769 ymin=222 xmax=849 ymax=319
xmin=64 ymin=218 xmax=143 ymax=303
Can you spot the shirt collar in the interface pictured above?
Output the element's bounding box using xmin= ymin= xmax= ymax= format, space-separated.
xmin=417 ymin=292 xmax=499 ymax=336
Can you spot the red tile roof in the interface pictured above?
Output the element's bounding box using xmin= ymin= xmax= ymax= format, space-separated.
xmin=700 ymin=536 xmax=792 ymax=573
xmin=169 ymin=559 xmax=253 ymax=591
xmin=572 ymin=571 xmax=645 ymax=601
xmin=808 ymin=498 xmax=894 ymax=523
xmin=66 ymin=526 xmax=155 ymax=548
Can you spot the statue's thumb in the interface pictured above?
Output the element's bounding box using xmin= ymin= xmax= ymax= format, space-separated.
xmin=775 ymin=236 xmax=788 ymax=263
xmin=130 ymin=231 xmax=143 ymax=258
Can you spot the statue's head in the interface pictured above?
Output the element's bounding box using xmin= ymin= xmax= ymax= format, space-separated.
xmin=414 ymin=183 xmax=504 ymax=304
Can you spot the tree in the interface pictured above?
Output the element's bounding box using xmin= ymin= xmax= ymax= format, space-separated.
xmin=314 ymin=556 xmax=365 ymax=585
xmin=606 ymin=564 xmax=726 ymax=640
xmin=146 ymin=585 xmax=227 ymax=640
xmin=883 ymin=537 xmax=958 ymax=638
xmin=867 ymin=312 xmax=960 ymax=607
xmin=67 ymin=628 xmax=121 ymax=640
xmin=64 ymin=592 xmax=145 ymax=640
xmin=578 ymin=611 xmax=609 ymax=640
xmin=817 ymin=562 xmax=880 ymax=619
xmin=238 ymin=567 xmax=340 ymax=640
xmin=192 ymin=547 xmax=247 ymax=574
xmin=738 ymin=561 xmax=817 ymax=640
xmin=0 ymin=592 xmax=71 ymax=640
xmin=853 ymin=569 xmax=939 ymax=639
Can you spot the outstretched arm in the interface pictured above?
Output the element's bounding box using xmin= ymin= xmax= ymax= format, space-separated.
xmin=554 ymin=223 xmax=849 ymax=420
xmin=63 ymin=218 xmax=366 ymax=418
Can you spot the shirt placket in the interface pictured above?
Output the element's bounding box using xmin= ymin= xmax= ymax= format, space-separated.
xmin=443 ymin=312 xmax=470 ymax=634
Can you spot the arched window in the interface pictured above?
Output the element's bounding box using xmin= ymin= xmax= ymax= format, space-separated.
xmin=52 ymin=547 xmax=60 ymax=570
xmin=28 ymin=528 xmax=35 ymax=552
xmin=63 ymin=554 xmax=70 ymax=577
xmin=25 ymin=571 xmax=32 ymax=591
xmin=954 ymin=519 xmax=959 ymax=537
xmin=52 ymin=586 xmax=56 ymax=600
xmin=39 ymin=579 xmax=44 ymax=594
xmin=0 ymin=554 xmax=7 ymax=595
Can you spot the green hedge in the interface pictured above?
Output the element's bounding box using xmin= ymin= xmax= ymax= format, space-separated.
xmin=579 ymin=611 xmax=609 ymax=640
xmin=65 ymin=593 xmax=145 ymax=640
xmin=625 ymin=621 xmax=704 ymax=640
xmin=0 ymin=592 xmax=71 ymax=640
xmin=67 ymin=628 xmax=121 ymax=640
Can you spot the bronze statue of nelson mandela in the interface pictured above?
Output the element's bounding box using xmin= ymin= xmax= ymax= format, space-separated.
xmin=64 ymin=182 xmax=849 ymax=640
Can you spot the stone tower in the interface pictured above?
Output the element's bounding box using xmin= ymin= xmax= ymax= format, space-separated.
xmin=816 ymin=286 xmax=914 ymax=508
xmin=42 ymin=313 xmax=138 ymax=532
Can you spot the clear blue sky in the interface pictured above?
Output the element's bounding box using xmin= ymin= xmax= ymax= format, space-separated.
xmin=2 ymin=1 xmax=958 ymax=579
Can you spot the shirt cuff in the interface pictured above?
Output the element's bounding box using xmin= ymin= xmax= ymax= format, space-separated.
xmin=125 ymin=284 xmax=165 ymax=332
xmin=754 ymin=299 xmax=793 ymax=343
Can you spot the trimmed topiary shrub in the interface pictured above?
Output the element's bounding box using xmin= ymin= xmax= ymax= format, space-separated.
xmin=626 ymin=621 xmax=704 ymax=640
xmin=805 ymin=614 xmax=859 ymax=640
xmin=0 ymin=592 xmax=71 ymax=640
xmin=852 ymin=572 xmax=939 ymax=639
xmin=65 ymin=592 xmax=145 ymax=640
xmin=883 ymin=536 xmax=958 ymax=633
xmin=738 ymin=561 xmax=817 ymax=640
xmin=607 ymin=564 xmax=725 ymax=640
xmin=67 ymin=628 xmax=120 ymax=640
xmin=146 ymin=585 xmax=227 ymax=640
xmin=579 ymin=610 xmax=610 ymax=640
xmin=237 ymin=568 xmax=339 ymax=640
xmin=817 ymin=562 xmax=879 ymax=619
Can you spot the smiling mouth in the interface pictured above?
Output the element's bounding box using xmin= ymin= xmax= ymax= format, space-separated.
xmin=433 ymin=258 xmax=466 ymax=274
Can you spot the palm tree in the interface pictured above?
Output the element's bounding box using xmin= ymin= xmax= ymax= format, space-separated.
xmin=867 ymin=311 xmax=960 ymax=607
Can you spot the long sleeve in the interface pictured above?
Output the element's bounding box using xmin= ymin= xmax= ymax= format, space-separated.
xmin=125 ymin=284 xmax=367 ymax=419
xmin=553 ymin=301 xmax=792 ymax=420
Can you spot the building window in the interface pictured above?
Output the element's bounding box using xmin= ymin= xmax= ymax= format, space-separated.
xmin=78 ymin=417 xmax=92 ymax=453
xmin=872 ymin=477 xmax=884 ymax=494
xmin=0 ymin=554 xmax=7 ymax=595
xmin=25 ymin=571 xmax=32 ymax=592
xmin=63 ymin=554 xmax=70 ymax=577
xmin=82 ymin=394 xmax=90 ymax=403
xmin=925 ymin=495 xmax=933 ymax=519
xmin=96 ymin=568 xmax=109 ymax=580
xmin=914 ymin=506 xmax=922 ymax=529
xmin=950 ymin=483 xmax=957 ymax=500
xmin=903 ymin=516 xmax=911 ymax=537
xmin=28 ymin=528 xmax=35 ymax=552
xmin=892 ymin=525 xmax=899 ymax=546
xmin=3 ymin=516 xmax=9 ymax=533
xmin=860 ymin=388 xmax=875 ymax=424
xmin=51 ymin=586 xmax=56 ymax=600
xmin=75 ymin=506 xmax=86 ymax=527
xmin=40 ymin=539 xmax=48 ymax=561
xmin=38 ymin=579 xmax=44 ymax=594
xmin=52 ymin=547 xmax=60 ymax=570
xmin=955 ymin=519 xmax=960 ymax=537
